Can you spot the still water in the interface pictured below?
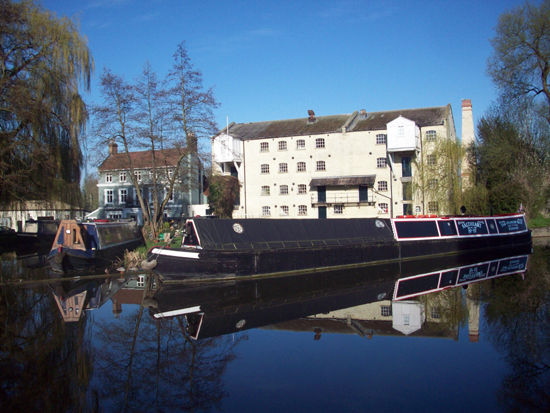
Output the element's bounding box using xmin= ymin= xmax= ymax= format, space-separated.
xmin=0 ymin=243 xmax=549 ymax=413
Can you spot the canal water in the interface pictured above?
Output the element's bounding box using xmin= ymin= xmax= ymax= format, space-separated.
xmin=0 ymin=243 xmax=549 ymax=413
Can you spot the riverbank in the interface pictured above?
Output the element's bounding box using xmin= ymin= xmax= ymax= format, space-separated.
xmin=532 ymin=227 xmax=550 ymax=238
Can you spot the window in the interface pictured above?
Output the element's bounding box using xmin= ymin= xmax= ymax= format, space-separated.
xmin=280 ymin=205 xmax=289 ymax=216
xmin=262 ymin=206 xmax=271 ymax=216
xmin=296 ymin=139 xmax=305 ymax=150
xmin=378 ymin=181 xmax=388 ymax=191
xmin=105 ymin=173 xmax=112 ymax=183
xmin=260 ymin=142 xmax=269 ymax=152
xmin=149 ymin=170 xmax=154 ymax=181
xmin=261 ymin=164 xmax=270 ymax=174
xmin=403 ymin=182 xmax=412 ymax=201
xmin=376 ymin=134 xmax=387 ymax=144
xmin=280 ymin=185 xmax=289 ymax=195
xmin=428 ymin=178 xmax=438 ymax=190
xmin=298 ymin=205 xmax=307 ymax=215
xmin=381 ymin=305 xmax=392 ymax=316
xmin=316 ymin=138 xmax=325 ymax=148
xmin=334 ymin=205 xmax=343 ymax=214
xmin=377 ymin=157 xmax=387 ymax=168
xmin=120 ymin=171 xmax=127 ymax=182
xmin=402 ymin=156 xmax=412 ymax=177
xmin=119 ymin=189 xmax=127 ymax=203
xmin=168 ymin=169 xmax=173 ymax=180
xmin=261 ymin=185 xmax=270 ymax=196
xmin=137 ymin=275 xmax=146 ymax=288
xmin=404 ymin=314 xmax=410 ymax=325
xmin=426 ymin=130 xmax=437 ymax=142
xmin=298 ymin=184 xmax=307 ymax=194
xmin=297 ymin=162 xmax=306 ymax=172
xmin=134 ymin=171 xmax=142 ymax=182
xmin=427 ymin=154 xmax=436 ymax=165
xmin=428 ymin=201 xmax=439 ymax=213
xmin=279 ymin=163 xmax=288 ymax=173
xmin=398 ymin=126 xmax=404 ymax=137
xmin=106 ymin=190 xmax=113 ymax=204
xmin=316 ymin=161 xmax=326 ymax=171
xmin=379 ymin=203 xmax=388 ymax=213
xmin=279 ymin=141 xmax=287 ymax=151
xmin=431 ymin=307 xmax=441 ymax=319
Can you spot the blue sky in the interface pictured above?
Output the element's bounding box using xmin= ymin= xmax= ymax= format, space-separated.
xmin=41 ymin=0 xmax=527 ymax=142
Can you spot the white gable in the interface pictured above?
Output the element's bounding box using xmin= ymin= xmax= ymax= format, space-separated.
xmin=387 ymin=115 xmax=420 ymax=152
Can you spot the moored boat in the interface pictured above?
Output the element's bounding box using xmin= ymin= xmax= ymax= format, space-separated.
xmin=16 ymin=219 xmax=59 ymax=251
xmin=47 ymin=219 xmax=144 ymax=273
xmin=146 ymin=213 xmax=532 ymax=280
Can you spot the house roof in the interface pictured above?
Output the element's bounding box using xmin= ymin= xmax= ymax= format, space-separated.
xmin=98 ymin=148 xmax=186 ymax=171
xmin=220 ymin=105 xmax=450 ymax=140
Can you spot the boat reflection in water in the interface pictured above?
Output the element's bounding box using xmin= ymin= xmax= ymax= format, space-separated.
xmin=144 ymin=246 xmax=531 ymax=341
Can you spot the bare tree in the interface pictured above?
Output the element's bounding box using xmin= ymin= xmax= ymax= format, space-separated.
xmin=91 ymin=43 xmax=218 ymax=238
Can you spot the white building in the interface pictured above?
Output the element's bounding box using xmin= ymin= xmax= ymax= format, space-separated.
xmin=213 ymin=104 xmax=463 ymax=219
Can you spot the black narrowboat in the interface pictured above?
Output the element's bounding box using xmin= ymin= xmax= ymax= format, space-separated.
xmin=146 ymin=213 xmax=532 ymax=280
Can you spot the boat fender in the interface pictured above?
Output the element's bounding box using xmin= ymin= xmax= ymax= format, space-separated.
xmin=141 ymin=259 xmax=157 ymax=270
xmin=54 ymin=246 xmax=66 ymax=264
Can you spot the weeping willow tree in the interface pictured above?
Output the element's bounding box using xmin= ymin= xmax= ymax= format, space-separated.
xmin=413 ymin=133 xmax=464 ymax=215
xmin=0 ymin=0 xmax=93 ymax=207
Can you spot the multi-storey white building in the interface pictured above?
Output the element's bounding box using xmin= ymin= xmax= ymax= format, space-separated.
xmin=212 ymin=104 xmax=460 ymax=219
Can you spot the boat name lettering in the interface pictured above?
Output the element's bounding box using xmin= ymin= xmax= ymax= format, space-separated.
xmin=457 ymin=221 xmax=484 ymax=234
xmin=461 ymin=268 xmax=486 ymax=281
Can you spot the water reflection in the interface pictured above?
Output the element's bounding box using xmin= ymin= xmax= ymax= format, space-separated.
xmin=0 ymin=243 xmax=548 ymax=412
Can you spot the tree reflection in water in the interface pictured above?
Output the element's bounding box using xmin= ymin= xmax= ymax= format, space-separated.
xmin=92 ymin=277 xmax=246 ymax=412
xmin=483 ymin=246 xmax=550 ymax=412
xmin=0 ymin=254 xmax=92 ymax=412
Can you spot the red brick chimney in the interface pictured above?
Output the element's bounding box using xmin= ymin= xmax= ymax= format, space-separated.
xmin=108 ymin=140 xmax=118 ymax=155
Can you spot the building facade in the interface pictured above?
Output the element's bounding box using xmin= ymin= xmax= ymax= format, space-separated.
xmin=212 ymin=104 xmax=459 ymax=219
xmin=92 ymin=142 xmax=207 ymax=224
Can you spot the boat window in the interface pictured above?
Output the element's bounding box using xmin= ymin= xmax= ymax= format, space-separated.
xmin=438 ymin=221 xmax=457 ymax=236
xmin=456 ymin=220 xmax=488 ymax=236
xmin=394 ymin=220 xmax=439 ymax=239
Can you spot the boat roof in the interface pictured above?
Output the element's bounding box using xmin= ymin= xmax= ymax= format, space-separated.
xmin=190 ymin=218 xmax=395 ymax=250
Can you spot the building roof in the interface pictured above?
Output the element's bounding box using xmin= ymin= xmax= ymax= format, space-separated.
xmin=220 ymin=105 xmax=450 ymax=140
xmin=98 ymin=148 xmax=186 ymax=171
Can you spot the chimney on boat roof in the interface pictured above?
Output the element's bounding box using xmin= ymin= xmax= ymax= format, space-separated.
xmin=108 ymin=140 xmax=118 ymax=156
xmin=308 ymin=110 xmax=316 ymax=123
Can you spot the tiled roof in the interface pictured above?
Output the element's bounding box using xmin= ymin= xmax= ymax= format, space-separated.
xmin=221 ymin=105 xmax=450 ymax=140
xmin=98 ymin=148 xmax=186 ymax=171
xmin=352 ymin=106 xmax=450 ymax=131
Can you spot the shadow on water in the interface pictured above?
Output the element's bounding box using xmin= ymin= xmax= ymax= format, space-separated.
xmin=0 ymin=242 xmax=548 ymax=412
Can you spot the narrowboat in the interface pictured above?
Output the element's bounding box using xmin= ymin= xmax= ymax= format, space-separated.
xmin=47 ymin=219 xmax=144 ymax=273
xmin=16 ymin=219 xmax=59 ymax=251
xmin=146 ymin=213 xmax=532 ymax=280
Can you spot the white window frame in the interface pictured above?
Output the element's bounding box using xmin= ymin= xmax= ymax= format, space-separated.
xmin=426 ymin=130 xmax=437 ymax=142
xmin=120 ymin=171 xmax=127 ymax=182
xmin=316 ymin=138 xmax=325 ymax=149
xmin=260 ymin=142 xmax=269 ymax=152
xmin=378 ymin=203 xmax=388 ymax=213
xmin=297 ymin=184 xmax=307 ymax=194
xmin=316 ymin=161 xmax=326 ymax=171
xmin=134 ymin=171 xmax=142 ymax=182
xmin=280 ymin=205 xmax=289 ymax=216
xmin=279 ymin=163 xmax=288 ymax=173
xmin=261 ymin=186 xmax=271 ymax=196
xmin=334 ymin=205 xmax=343 ymax=214
xmin=376 ymin=134 xmax=387 ymax=144
xmin=378 ymin=181 xmax=388 ymax=191
xmin=298 ymin=205 xmax=307 ymax=216
xmin=119 ymin=189 xmax=127 ymax=204
xmin=261 ymin=164 xmax=270 ymax=174
xmin=377 ymin=157 xmax=387 ymax=168
xmin=278 ymin=141 xmax=287 ymax=151
xmin=105 ymin=189 xmax=113 ymax=204
xmin=296 ymin=139 xmax=305 ymax=150
xmin=280 ymin=185 xmax=289 ymax=195
xmin=262 ymin=206 xmax=271 ymax=216
xmin=105 ymin=173 xmax=112 ymax=183
xmin=297 ymin=162 xmax=306 ymax=172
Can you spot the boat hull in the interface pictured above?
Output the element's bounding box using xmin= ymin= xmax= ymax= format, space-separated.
xmin=149 ymin=229 xmax=532 ymax=280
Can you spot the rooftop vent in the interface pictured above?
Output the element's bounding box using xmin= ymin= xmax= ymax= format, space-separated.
xmin=308 ymin=110 xmax=316 ymax=123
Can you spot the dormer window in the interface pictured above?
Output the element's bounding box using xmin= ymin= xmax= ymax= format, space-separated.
xmin=120 ymin=172 xmax=127 ymax=182
xmin=105 ymin=173 xmax=112 ymax=183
